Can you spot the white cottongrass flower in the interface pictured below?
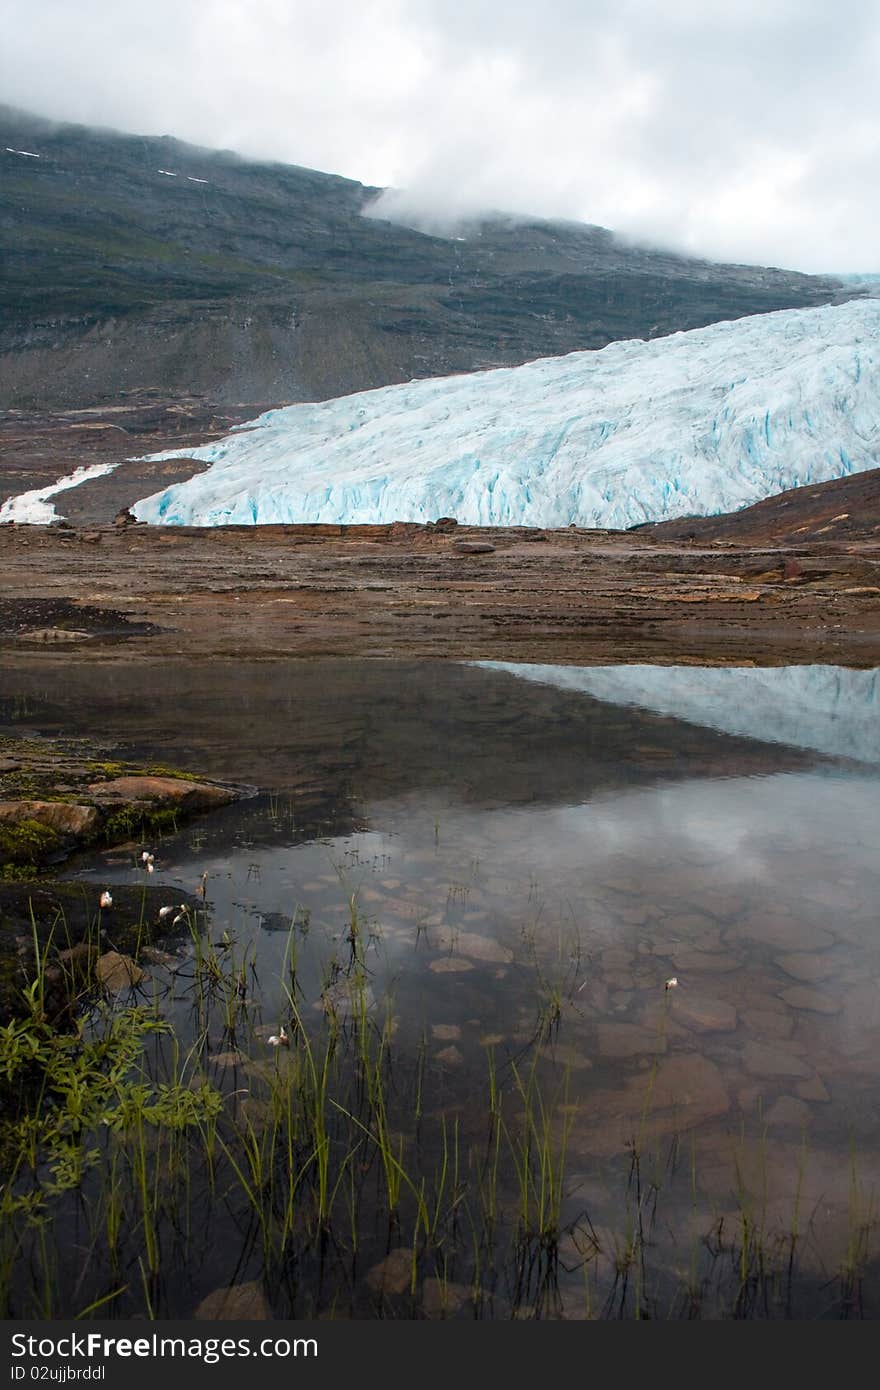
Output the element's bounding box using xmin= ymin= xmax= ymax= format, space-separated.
xmin=99 ymin=890 xmax=113 ymax=908
xmin=158 ymin=905 xmax=175 ymax=920
xmin=267 ymin=1027 xmax=289 ymax=1048
xmin=665 ymin=977 xmax=678 ymax=990
xmin=141 ymin=851 xmax=152 ymax=863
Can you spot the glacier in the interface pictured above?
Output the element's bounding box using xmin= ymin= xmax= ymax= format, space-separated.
xmin=124 ymin=299 xmax=880 ymax=530
xmin=475 ymin=663 xmax=880 ymax=765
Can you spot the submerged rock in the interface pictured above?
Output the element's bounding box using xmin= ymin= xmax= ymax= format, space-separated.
xmin=194 ymin=1280 xmax=270 ymax=1320
xmin=95 ymin=950 xmax=146 ymax=992
xmin=671 ymin=993 xmax=738 ymax=1033
xmin=422 ymin=1278 xmax=471 ymax=1316
xmin=571 ymin=1053 xmax=730 ymax=1157
xmin=366 ymin=1249 xmax=413 ymax=1296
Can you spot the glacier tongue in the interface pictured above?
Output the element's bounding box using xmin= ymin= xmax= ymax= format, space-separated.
xmin=131 ymin=300 xmax=880 ymax=529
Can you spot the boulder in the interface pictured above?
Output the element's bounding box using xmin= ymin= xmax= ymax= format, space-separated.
xmin=96 ymin=951 xmax=146 ymax=992
xmin=194 ymin=1280 xmax=270 ymax=1320
xmin=86 ymin=775 xmax=235 ymax=811
xmin=0 ymin=800 xmax=101 ymax=838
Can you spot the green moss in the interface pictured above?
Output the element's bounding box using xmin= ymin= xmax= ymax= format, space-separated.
xmin=84 ymin=759 xmax=196 ymax=782
xmin=0 ymin=819 xmax=59 ymax=877
xmin=89 ymin=761 xmax=129 ymax=779
xmin=102 ymin=806 xmax=179 ymax=844
xmin=1 ymin=864 xmax=40 ymax=882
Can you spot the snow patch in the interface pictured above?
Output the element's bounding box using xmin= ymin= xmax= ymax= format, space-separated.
xmin=0 ymin=462 xmax=125 ymax=525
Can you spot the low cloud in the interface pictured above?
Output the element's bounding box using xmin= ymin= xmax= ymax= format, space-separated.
xmin=2 ymin=0 xmax=879 ymax=271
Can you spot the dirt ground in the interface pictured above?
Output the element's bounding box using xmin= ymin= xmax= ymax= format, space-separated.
xmin=1 ymin=402 xmax=878 ymax=669
xmin=0 ymin=518 xmax=877 ymax=667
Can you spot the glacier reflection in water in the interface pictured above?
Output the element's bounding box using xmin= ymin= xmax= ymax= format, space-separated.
xmin=6 ymin=655 xmax=880 ymax=1316
xmin=474 ymin=663 xmax=880 ymax=764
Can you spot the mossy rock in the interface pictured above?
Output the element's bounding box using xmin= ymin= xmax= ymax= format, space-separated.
xmin=0 ymin=818 xmax=59 ymax=878
xmin=1 ymin=734 xmax=244 ymax=875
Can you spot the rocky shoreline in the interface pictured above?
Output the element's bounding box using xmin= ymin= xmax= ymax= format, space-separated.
xmin=0 ymin=732 xmax=246 ymax=1020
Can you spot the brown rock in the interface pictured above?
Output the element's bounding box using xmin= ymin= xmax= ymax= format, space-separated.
xmin=672 ymin=994 xmax=738 ymax=1033
xmin=431 ymin=929 xmax=512 ymax=963
xmin=208 ymin=1050 xmax=246 ymax=1069
xmin=742 ymin=1040 xmax=812 ymax=1079
xmin=431 ymin=1023 xmax=461 ymax=1041
xmin=775 ymin=952 xmax=836 ymax=984
xmin=731 ymin=914 xmax=834 ymax=952
xmin=366 ymin=1248 xmax=413 ymax=1295
xmin=435 ymin=1045 xmax=464 ymax=1067
xmin=571 ymin=1054 xmax=729 ymax=1157
xmin=778 ymin=985 xmax=839 ymax=1015
xmin=841 ymin=983 xmax=880 ymax=1033
xmin=597 ymin=1022 xmax=667 ymax=1058
xmin=195 ymin=1280 xmax=269 ymax=1320
xmin=764 ymin=1096 xmax=812 ymax=1128
xmin=86 ymin=775 xmax=235 ymax=811
xmin=601 ymin=949 xmax=635 ymax=970
xmin=429 ymin=958 xmax=474 ymax=974
xmin=453 ymin=542 xmax=496 ymax=555
xmin=57 ymin=942 xmax=99 ymax=983
xmin=794 ymin=1075 xmax=830 ymax=1102
xmin=422 ymin=1278 xmax=470 ymax=1317
xmin=95 ymin=951 xmax=146 ymax=992
xmin=741 ymin=1004 xmax=794 ymax=1039
xmin=0 ymin=800 xmax=101 ymax=838
xmin=383 ymin=896 xmax=429 ymax=922
xmin=671 ymin=949 xmax=740 ymax=974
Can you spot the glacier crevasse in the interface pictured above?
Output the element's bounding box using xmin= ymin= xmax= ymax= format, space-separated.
xmin=126 ymin=299 xmax=880 ymax=529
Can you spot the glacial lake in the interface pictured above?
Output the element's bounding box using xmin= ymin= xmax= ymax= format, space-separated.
xmin=2 ymin=659 xmax=879 ymax=1318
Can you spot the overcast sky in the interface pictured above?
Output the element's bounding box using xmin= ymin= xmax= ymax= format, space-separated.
xmin=2 ymin=0 xmax=879 ymax=273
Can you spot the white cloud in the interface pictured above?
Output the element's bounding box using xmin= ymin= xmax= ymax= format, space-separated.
xmin=1 ymin=0 xmax=879 ymax=271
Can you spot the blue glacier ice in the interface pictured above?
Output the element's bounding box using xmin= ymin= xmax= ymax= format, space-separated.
xmin=17 ymin=298 xmax=880 ymax=531
xmin=128 ymin=299 xmax=880 ymax=529
xmin=475 ymin=663 xmax=880 ymax=764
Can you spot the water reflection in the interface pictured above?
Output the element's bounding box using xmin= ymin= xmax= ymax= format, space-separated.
xmin=3 ymin=658 xmax=880 ymax=1315
xmin=476 ymin=662 xmax=880 ymax=763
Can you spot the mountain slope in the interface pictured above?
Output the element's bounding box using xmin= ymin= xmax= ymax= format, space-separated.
xmin=123 ymin=299 xmax=880 ymax=530
xmin=1 ymin=105 xmax=857 ymax=410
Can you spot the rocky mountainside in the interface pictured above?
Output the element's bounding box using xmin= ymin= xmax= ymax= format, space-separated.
xmin=1 ymin=105 xmax=859 ymax=410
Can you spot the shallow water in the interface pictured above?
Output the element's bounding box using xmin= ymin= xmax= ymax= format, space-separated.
xmin=3 ymin=659 xmax=880 ymax=1317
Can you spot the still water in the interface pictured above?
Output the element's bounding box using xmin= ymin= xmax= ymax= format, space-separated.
xmin=3 ymin=660 xmax=879 ymax=1317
